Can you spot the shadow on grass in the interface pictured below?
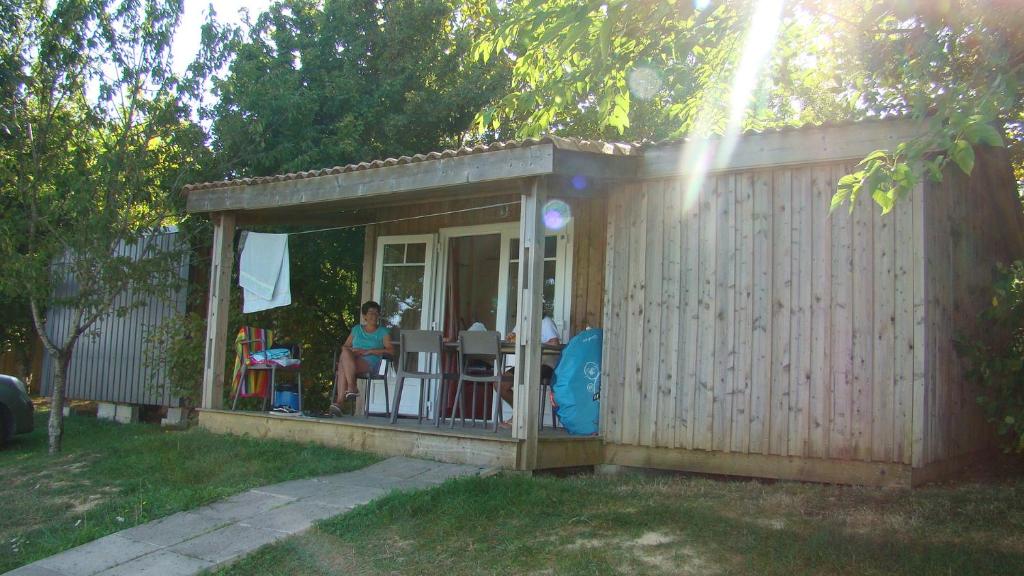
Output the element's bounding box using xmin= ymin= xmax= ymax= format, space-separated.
xmin=216 ymin=474 xmax=1024 ymax=576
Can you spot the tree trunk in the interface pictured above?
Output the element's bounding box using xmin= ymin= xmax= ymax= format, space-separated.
xmin=47 ymin=351 xmax=70 ymax=454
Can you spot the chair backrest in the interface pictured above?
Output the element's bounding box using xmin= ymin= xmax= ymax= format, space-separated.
xmin=239 ymin=326 xmax=273 ymax=357
xmin=458 ymin=330 xmax=500 ymax=358
xmin=400 ymin=330 xmax=442 ymax=353
xmin=398 ymin=330 xmax=443 ymax=374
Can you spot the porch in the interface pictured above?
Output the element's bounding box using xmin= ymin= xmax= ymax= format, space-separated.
xmin=197 ymin=409 xmax=603 ymax=470
xmin=186 ymin=138 xmax=636 ymax=472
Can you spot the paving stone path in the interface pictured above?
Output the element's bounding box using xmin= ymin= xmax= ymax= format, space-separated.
xmin=5 ymin=457 xmax=489 ymax=576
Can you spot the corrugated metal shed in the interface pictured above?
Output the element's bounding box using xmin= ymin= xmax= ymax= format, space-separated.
xmin=41 ymin=231 xmax=190 ymax=407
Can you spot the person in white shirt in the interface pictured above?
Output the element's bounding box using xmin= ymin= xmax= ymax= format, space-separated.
xmin=499 ymin=316 xmax=561 ymax=426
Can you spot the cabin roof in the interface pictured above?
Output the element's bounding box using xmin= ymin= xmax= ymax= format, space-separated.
xmin=182 ymin=136 xmax=641 ymax=194
xmin=183 ymin=118 xmax=928 ymax=222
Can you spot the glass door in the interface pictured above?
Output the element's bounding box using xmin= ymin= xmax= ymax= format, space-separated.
xmin=373 ymin=234 xmax=436 ymax=416
xmin=500 ymin=227 xmax=572 ymax=342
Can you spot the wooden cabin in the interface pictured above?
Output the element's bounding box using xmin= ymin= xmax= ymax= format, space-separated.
xmin=184 ymin=119 xmax=1024 ymax=487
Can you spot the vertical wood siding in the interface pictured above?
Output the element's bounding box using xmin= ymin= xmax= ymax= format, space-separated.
xmin=602 ymin=164 xmax=931 ymax=463
xmin=918 ymin=147 xmax=1024 ymax=466
xmin=40 ymin=232 xmax=189 ymax=406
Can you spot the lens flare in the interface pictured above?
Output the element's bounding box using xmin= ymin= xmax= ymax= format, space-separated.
xmin=571 ymin=174 xmax=588 ymax=190
xmin=693 ymin=0 xmax=711 ymax=11
xmin=716 ymin=0 xmax=785 ymax=170
xmin=543 ymin=199 xmax=571 ymax=230
xmin=628 ymin=66 xmax=662 ymax=100
xmin=676 ymin=0 xmax=784 ymax=214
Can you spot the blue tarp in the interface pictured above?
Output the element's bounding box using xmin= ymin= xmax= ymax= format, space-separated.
xmin=552 ymin=329 xmax=602 ymax=435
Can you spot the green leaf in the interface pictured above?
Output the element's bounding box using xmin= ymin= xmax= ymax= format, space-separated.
xmin=926 ymin=156 xmax=945 ymax=181
xmin=858 ymin=149 xmax=888 ymax=166
xmin=837 ymin=173 xmax=861 ymax=188
xmin=872 ymin=187 xmax=895 ymax=214
xmin=830 ymin=188 xmax=850 ymax=213
xmin=965 ymin=122 xmax=1004 ymax=147
xmin=951 ymin=139 xmax=975 ymax=174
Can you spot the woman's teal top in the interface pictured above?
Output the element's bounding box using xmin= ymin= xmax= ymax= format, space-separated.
xmin=351 ymin=324 xmax=387 ymax=371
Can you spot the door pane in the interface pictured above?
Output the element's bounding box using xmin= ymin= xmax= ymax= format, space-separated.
xmin=406 ymin=243 xmax=427 ymax=264
xmin=449 ymin=234 xmax=500 ymax=331
xmin=383 ymin=244 xmax=405 ymax=264
xmin=544 ymin=235 xmax=557 ymax=258
xmin=505 ymin=251 xmax=557 ymax=332
xmin=380 ymin=265 xmax=424 ymax=330
xmin=543 ymin=260 xmax=556 ymax=317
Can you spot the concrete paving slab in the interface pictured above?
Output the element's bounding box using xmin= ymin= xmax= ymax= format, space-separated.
xmin=93 ymin=551 xmax=213 ymax=576
xmin=253 ymin=476 xmax=335 ymax=500
xmin=168 ymin=523 xmax=281 ymax=565
xmin=335 ymin=472 xmax=424 ymax=490
xmin=5 ymin=457 xmax=488 ymax=576
xmin=2 ymin=564 xmax=66 ymax=576
xmin=303 ymin=483 xmax=387 ymax=509
xmin=120 ymin=511 xmax=229 ymax=548
xmin=194 ymin=490 xmax=295 ymax=522
xmin=238 ymin=499 xmax=347 ymax=535
xmin=36 ymin=535 xmax=160 ymax=576
xmin=356 ymin=457 xmax=438 ymax=479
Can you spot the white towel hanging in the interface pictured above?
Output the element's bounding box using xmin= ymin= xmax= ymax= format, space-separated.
xmin=239 ymin=232 xmax=292 ymax=312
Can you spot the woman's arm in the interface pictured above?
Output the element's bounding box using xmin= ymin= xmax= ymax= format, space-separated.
xmin=382 ymin=334 xmax=394 ymax=356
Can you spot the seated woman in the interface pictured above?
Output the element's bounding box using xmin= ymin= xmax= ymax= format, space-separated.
xmin=498 ymin=315 xmax=560 ymax=425
xmin=332 ymin=301 xmax=394 ymax=415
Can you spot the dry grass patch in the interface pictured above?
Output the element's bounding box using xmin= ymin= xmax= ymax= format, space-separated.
xmin=216 ymin=468 xmax=1024 ymax=576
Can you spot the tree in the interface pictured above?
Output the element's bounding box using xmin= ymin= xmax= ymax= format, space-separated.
xmin=470 ymin=0 xmax=1024 ymax=210
xmin=186 ymin=0 xmax=512 ymax=404
xmin=205 ymin=0 xmax=511 ymax=177
xmin=0 ymin=0 xmax=210 ymax=453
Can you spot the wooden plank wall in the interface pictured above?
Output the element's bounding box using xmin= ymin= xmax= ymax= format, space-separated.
xmin=920 ymin=147 xmax=1024 ymax=466
xmin=359 ymin=195 xmax=606 ymax=336
xmin=603 ymin=163 xmax=921 ymax=464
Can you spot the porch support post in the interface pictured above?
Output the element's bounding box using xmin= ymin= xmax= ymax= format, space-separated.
xmin=513 ymin=177 xmax=547 ymax=470
xmin=201 ymin=212 xmax=235 ymax=410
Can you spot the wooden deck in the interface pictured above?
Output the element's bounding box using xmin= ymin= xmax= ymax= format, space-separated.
xmin=198 ymin=409 xmax=602 ymax=471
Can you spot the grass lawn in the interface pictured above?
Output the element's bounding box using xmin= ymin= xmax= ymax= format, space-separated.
xmin=0 ymin=407 xmax=380 ymax=573
xmin=217 ymin=469 xmax=1024 ymax=576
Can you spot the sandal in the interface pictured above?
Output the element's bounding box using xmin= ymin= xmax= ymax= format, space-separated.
xmin=329 ymin=404 xmax=343 ymax=417
xmin=344 ymin=391 xmax=359 ymax=401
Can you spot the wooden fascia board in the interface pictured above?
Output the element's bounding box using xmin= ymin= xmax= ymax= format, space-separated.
xmin=552 ymin=149 xmax=639 ymax=182
xmin=185 ymin=144 xmax=555 ymax=214
xmin=640 ymin=119 xmax=932 ymax=179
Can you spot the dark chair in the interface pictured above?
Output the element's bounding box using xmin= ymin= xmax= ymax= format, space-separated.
xmin=447 ymin=330 xmax=502 ymax=429
xmin=539 ymin=365 xmax=559 ymax=430
xmin=390 ymin=330 xmax=444 ymax=424
xmin=501 ymin=356 xmax=561 ymax=431
xmin=331 ymin=327 xmax=396 ymax=417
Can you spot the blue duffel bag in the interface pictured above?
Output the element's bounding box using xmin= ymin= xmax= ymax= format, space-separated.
xmin=552 ymin=329 xmax=602 ymax=435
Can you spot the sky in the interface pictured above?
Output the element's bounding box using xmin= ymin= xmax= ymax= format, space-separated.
xmin=172 ymin=0 xmax=274 ymax=75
